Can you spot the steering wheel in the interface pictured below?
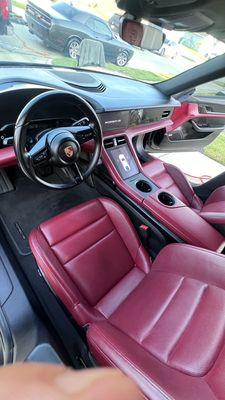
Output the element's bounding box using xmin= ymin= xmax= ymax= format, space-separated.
xmin=14 ymin=90 xmax=102 ymax=189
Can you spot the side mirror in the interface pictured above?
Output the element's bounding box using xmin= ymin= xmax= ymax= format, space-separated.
xmin=120 ymin=18 xmax=165 ymax=51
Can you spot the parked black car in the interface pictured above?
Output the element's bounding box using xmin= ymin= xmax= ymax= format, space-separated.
xmin=25 ymin=1 xmax=134 ymax=66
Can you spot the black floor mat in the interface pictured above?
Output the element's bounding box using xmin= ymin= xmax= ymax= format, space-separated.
xmin=0 ymin=175 xmax=99 ymax=255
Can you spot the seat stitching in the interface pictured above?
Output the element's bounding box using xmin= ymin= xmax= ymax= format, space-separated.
xmin=57 ymin=228 xmax=115 ymax=266
xmin=156 ymin=243 xmax=225 ymax=260
xmin=89 ymin=325 xmax=172 ymax=400
xmin=152 ymin=268 xmax=225 ymax=292
xmin=99 ymin=199 xmax=137 ymax=263
xmin=41 ymin=213 xmax=108 ymax=246
xmin=167 ymin=284 xmax=208 ymax=364
xmin=140 ymin=276 xmax=185 ymax=344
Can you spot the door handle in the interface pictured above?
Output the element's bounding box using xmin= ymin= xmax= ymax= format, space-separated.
xmin=191 ymin=120 xmax=225 ymax=133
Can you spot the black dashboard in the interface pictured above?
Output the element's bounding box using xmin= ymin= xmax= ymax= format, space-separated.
xmin=0 ymin=66 xmax=179 ymax=150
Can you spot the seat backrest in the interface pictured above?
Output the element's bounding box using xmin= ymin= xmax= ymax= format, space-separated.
xmin=164 ymin=163 xmax=203 ymax=210
xmin=29 ymin=198 xmax=151 ymax=326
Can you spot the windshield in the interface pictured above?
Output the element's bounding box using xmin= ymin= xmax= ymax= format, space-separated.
xmin=1 ymin=0 xmax=225 ymax=84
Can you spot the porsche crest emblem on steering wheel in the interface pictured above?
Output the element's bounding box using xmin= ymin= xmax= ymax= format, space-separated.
xmin=64 ymin=145 xmax=74 ymax=158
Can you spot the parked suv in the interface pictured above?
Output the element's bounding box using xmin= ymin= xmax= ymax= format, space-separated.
xmin=25 ymin=1 xmax=134 ymax=66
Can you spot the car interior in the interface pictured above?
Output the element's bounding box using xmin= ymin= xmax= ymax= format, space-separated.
xmin=2 ymin=0 xmax=225 ymax=399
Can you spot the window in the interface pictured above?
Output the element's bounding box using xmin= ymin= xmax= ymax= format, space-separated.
xmin=52 ymin=2 xmax=77 ymax=19
xmin=194 ymin=78 xmax=225 ymax=97
xmin=88 ymin=18 xmax=112 ymax=37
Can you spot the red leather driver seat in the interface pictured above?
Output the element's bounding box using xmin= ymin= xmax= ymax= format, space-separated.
xmin=29 ymin=198 xmax=225 ymax=399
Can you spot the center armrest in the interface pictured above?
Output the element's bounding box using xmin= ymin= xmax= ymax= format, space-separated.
xmin=143 ymin=193 xmax=225 ymax=252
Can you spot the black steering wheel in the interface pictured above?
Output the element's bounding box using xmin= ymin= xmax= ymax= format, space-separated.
xmin=14 ymin=90 xmax=102 ymax=189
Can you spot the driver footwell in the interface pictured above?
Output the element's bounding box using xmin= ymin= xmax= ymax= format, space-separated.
xmin=0 ymin=170 xmax=99 ymax=255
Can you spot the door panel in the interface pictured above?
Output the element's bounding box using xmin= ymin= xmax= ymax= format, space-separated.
xmin=146 ymin=100 xmax=225 ymax=152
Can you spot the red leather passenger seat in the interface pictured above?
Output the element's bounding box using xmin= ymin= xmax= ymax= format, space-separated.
xmin=29 ymin=198 xmax=225 ymax=399
xmin=143 ymin=158 xmax=225 ymax=220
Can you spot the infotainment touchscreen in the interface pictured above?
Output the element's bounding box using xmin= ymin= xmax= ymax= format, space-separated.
xmin=107 ymin=145 xmax=139 ymax=180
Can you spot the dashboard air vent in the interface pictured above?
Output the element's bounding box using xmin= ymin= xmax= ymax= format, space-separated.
xmin=65 ymin=81 xmax=106 ymax=93
xmin=104 ymin=138 xmax=115 ymax=149
xmin=117 ymin=136 xmax=126 ymax=146
xmin=104 ymin=136 xmax=126 ymax=149
xmin=162 ymin=110 xmax=171 ymax=118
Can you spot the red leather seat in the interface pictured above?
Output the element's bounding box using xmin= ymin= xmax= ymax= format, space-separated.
xmin=29 ymin=198 xmax=225 ymax=399
xmin=143 ymin=158 xmax=225 ymax=222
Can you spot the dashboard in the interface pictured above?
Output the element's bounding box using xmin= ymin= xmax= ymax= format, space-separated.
xmin=0 ymin=65 xmax=179 ymax=166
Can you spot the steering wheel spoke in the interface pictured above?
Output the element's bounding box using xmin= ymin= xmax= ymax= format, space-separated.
xmin=68 ymin=125 xmax=96 ymax=144
xmin=59 ymin=163 xmax=84 ymax=186
xmin=28 ymin=135 xmax=50 ymax=167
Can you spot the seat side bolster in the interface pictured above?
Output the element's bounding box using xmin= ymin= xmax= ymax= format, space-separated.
xmin=205 ymin=186 xmax=225 ymax=206
xmin=29 ymin=228 xmax=103 ymax=326
xmin=87 ymin=321 xmax=171 ymax=400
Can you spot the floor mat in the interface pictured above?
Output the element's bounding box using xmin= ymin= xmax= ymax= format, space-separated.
xmin=0 ymin=175 xmax=99 ymax=255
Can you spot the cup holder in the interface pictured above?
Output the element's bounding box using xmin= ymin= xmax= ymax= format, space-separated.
xmin=136 ymin=180 xmax=152 ymax=193
xmin=158 ymin=192 xmax=175 ymax=206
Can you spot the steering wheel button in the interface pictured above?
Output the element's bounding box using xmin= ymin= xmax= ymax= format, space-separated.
xmin=33 ymin=150 xmax=48 ymax=164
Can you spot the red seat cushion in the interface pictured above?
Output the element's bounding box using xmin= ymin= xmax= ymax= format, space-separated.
xmin=29 ymin=199 xmax=225 ymax=399
xmin=88 ymin=244 xmax=225 ymax=400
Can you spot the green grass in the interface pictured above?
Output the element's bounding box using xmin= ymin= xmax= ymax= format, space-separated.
xmin=52 ymin=57 xmax=78 ymax=69
xmin=52 ymin=56 xmax=168 ymax=82
xmin=204 ymin=131 xmax=225 ymax=166
xmin=106 ymin=64 xmax=170 ymax=82
xmin=12 ymin=0 xmax=26 ymax=10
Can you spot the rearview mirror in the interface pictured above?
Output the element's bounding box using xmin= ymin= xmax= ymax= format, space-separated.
xmin=120 ymin=18 xmax=165 ymax=51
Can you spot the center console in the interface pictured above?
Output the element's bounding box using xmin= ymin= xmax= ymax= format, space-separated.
xmin=103 ymin=135 xmax=225 ymax=253
xmin=105 ymin=137 xmax=158 ymax=198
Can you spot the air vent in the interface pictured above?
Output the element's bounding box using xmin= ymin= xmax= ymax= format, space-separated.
xmin=66 ymin=81 xmax=106 ymax=93
xmin=162 ymin=110 xmax=171 ymax=118
xmin=104 ymin=136 xmax=126 ymax=149
xmin=117 ymin=136 xmax=126 ymax=145
xmin=104 ymin=138 xmax=115 ymax=149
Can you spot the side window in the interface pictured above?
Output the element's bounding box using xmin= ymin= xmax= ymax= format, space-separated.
xmin=88 ymin=18 xmax=111 ymax=37
xmin=94 ymin=20 xmax=111 ymax=37
xmin=194 ymin=78 xmax=225 ymax=97
xmin=88 ymin=17 xmax=95 ymax=31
